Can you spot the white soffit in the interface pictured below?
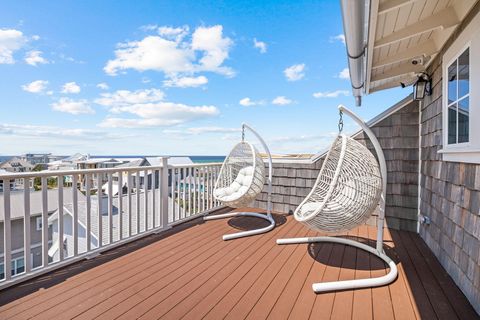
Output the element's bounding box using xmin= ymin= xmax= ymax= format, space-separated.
xmin=367 ymin=0 xmax=478 ymax=94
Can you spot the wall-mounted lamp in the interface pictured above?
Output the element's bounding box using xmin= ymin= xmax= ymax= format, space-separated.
xmin=413 ymin=73 xmax=432 ymax=100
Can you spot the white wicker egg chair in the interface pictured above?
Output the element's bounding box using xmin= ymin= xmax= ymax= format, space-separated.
xmin=204 ymin=123 xmax=275 ymax=241
xmin=277 ymin=105 xmax=398 ymax=293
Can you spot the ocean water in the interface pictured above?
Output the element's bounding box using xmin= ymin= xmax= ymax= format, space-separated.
xmin=0 ymin=155 xmax=225 ymax=164
xmin=90 ymin=155 xmax=225 ymax=163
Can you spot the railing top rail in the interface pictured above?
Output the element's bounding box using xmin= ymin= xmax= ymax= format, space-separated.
xmin=0 ymin=165 xmax=165 ymax=180
xmin=0 ymin=161 xmax=224 ymax=179
xmin=169 ymin=162 xmax=223 ymax=168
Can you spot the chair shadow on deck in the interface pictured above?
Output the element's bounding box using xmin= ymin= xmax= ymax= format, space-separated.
xmin=0 ymin=207 xmax=232 ymax=307
xmin=226 ymin=213 xmax=287 ymax=231
xmin=306 ymin=234 xmax=398 ymax=271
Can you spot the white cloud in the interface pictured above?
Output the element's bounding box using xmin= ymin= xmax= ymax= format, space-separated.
xmin=163 ymin=75 xmax=208 ymax=88
xmin=61 ymin=82 xmax=81 ymax=94
xmin=25 ymin=50 xmax=48 ymax=66
xmin=338 ymin=68 xmax=350 ymax=80
xmin=272 ymin=96 xmax=293 ymax=105
xmin=21 ymin=80 xmax=48 ymax=94
xmin=99 ymin=103 xmax=218 ymax=128
xmin=51 ymin=98 xmax=94 ymax=115
xmin=0 ymin=123 xmax=123 ymax=140
xmin=95 ymin=88 xmax=218 ymax=128
xmin=0 ymin=29 xmax=26 ymax=64
xmin=284 ymin=63 xmax=305 ymax=81
xmin=330 ymin=34 xmax=345 ymax=45
xmin=313 ymin=90 xmax=350 ymax=98
xmin=96 ymin=82 xmax=109 ymax=90
xmin=95 ymin=88 xmax=165 ymax=109
xmin=253 ymin=38 xmax=267 ymax=53
xmin=158 ymin=25 xmax=189 ymax=42
xmin=104 ymin=25 xmax=234 ymax=78
xmin=239 ymin=97 xmax=264 ymax=107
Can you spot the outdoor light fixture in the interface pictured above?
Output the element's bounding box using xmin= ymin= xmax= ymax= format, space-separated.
xmin=413 ymin=73 xmax=432 ymax=100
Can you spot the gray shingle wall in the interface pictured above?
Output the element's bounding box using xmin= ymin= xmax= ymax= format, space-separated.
xmin=253 ymin=99 xmax=420 ymax=232
xmin=419 ymin=3 xmax=480 ymax=312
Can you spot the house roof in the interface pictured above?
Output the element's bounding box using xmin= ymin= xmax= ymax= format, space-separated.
xmin=0 ymin=157 xmax=34 ymax=169
xmin=48 ymin=192 xmax=182 ymax=255
xmin=342 ymin=0 xmax=478 ymax=104
xmin=0 ymin=187 xmax=86 ymax=221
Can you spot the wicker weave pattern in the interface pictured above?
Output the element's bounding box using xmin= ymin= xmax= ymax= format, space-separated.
xmin=214 ymin=141 xmax=266 ymax=208
xmin=294 ymin=134 xmax=382 ymax=233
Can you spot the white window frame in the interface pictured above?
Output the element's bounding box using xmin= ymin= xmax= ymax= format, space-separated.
xmin=439 ymin=13 xmax=480 ymax=164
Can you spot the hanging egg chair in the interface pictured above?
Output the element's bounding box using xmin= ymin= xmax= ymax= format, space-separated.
xmin=295 ymin=134 xmax=382 ymax=233
xmin=213 ymin=141 xmax=265 ymax=208
xmin=204 ymin=123 xmax=275 ymax=241
xmin=277 ymin=105 xmax=398 ymax=293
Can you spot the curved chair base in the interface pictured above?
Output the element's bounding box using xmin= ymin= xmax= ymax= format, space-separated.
xmin=276 ymin=236 xmax=398 ymax=292
xmin=204 ymin=212 xmax=275 ymax=241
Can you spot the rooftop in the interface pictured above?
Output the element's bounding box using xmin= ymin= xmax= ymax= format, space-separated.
xmin=0 ymin=208 xmax=476 ymax=320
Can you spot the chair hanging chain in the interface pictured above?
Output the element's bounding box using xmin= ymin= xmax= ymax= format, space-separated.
xmin=338 ymin=110 xmax=344 ymax=133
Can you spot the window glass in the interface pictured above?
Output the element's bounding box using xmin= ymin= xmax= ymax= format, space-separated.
xmin=458 ymin=97 xmax=469 ymax=143
xmin=458 ymin=48 xmax=470 ymax=99
xmin=447 ymin=47 xmax=470 ymax=145
xmin=448 ymin=61 xmax=457 ymax=105
xmin=448 ymin=105 xmax=457 ymax=144
xmin=0 ymin=263 xmax=4 ymax=279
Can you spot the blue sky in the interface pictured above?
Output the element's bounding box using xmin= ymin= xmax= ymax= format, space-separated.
xmin=0 ymin=0 xmax=408 ymax=156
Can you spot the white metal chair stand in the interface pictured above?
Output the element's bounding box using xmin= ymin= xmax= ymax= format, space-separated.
xmin=204 ymin=123 xmax=275 ymax=241
xmin=277 ymin=105 xmax=398 ymax=293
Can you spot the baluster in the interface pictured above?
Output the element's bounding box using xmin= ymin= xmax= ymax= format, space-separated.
xmin=24 ymin=178 xmax=31 ymax=272
xmin=151 ymin=169 xmax=156 ymax=228
xmin=144 ymin=169 xmax=148 ymax=231
xmin=3 ymin=180 xmax=12 ymax=280
xmin=97 ymin=174 xmax=103 ymax=248
xmin=176 ymin=168 xmax=181 ymax=219
xmin=127 ymin=171 xmax=132 ymax=238
xmin=171 ymin=168 xmax=176 ymax=222
xmin=107 ymin=172 xmax=113 ymax=244
xmin=86 ymin=174 xmax=91 ymax=252
xmin=41 ymin=177 xmax=48 ymax=267
xmin=72 ymin=174 xmax=78 ymax=256
xmin=202 ymin=167 xmax=206 ymax=212
xmin=118 ymin=171 xmax=123 ymax=240
xmin=182 ymin=167 xmax=186 ymax=219
xmin=58 ymin=175 xmax=64 ymax=260
xmin=188 ymin=167 xmax=192 ymax=217
xmin=136 ymin=171 xmax=140 ymax=234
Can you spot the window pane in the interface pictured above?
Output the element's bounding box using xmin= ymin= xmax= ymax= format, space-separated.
xmin=16 ymin=258 xmax=25 ymax=274
xmin=458 ymin=48 xmax=469 ymax=99
xmin=448 ymin=104 xmax=457 ymax=144
xmin=448 ymin=61 xmax=457 ymax=105
xmin=458 ymin=97 xmax=469 ymax=143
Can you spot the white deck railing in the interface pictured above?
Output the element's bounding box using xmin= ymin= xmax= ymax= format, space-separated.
xmin=0 ymin=159 xmax=223 ymax=289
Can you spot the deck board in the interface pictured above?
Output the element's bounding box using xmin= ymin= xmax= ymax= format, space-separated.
xmin=0 ymin=208 xmax=477 ymax=320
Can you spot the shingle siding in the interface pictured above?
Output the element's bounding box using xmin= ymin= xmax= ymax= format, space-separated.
xmin=418 ymin=2 xmax=480 ymax=313
xmin=253 ymin=99 xmax=420 ymax=232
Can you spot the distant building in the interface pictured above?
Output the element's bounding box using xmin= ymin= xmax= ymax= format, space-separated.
xmin=0 ymin=158 xmax=35 ymax=192
xmin=20 ymin=153 xmax=51 ymax=165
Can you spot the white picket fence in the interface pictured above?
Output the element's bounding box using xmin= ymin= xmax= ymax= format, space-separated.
xmin=0 ymin=159 xmax=223 ymax=289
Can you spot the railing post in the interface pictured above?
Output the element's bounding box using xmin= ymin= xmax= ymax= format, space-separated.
xmin=160 ymin=157 xmax=170 ymax=230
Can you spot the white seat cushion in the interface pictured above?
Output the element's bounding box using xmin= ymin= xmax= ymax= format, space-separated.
xmin=214 ymin=166 xmax=255 ymax=202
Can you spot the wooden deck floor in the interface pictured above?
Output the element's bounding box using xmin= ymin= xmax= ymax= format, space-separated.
xmin=0 ymin=208 xmax=478 ymax=320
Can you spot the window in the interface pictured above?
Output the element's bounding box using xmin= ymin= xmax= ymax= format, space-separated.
xmin=36 ymin=216 xmax=42 ymax=231
xmin=0 ymin=257 xmax=25 ymax=279
xmin=447 ymin=47 xmax=470 ymax=145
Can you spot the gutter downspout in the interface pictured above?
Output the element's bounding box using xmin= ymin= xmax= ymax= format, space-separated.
xmin=340 ymin=0 xmax=370 ymax=106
